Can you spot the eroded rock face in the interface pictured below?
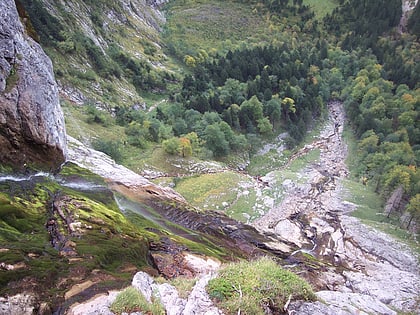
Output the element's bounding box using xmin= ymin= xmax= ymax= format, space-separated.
xmin=0 ymin=0 xmax=66 ymax=170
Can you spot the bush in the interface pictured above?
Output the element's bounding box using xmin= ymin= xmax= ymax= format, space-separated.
xmin=207 ymin=257 xmax=316 ymax=315
xmin=110 ymin=286 xmax=164 ymax=315
xmin=92 ymin=139 xmax=123 ymax=163
xmin=85 ymin=104 xmax=112 ymax=127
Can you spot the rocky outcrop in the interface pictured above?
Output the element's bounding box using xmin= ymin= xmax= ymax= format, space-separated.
xmin=0 ymin=0 xmax=66 ymax=170
xmin=67 ymin=255 xmax=222 ymax=315
xmin=67 ymin=136 xmax=185 ymax=203
xmin=399 ymin=0 xmax=419 ymax=33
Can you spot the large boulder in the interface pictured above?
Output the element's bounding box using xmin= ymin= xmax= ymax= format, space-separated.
xmin=0 ymin=0 xmax=66 ymax=170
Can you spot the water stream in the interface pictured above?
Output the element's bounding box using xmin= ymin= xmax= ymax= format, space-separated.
xmin=114 ymin=194 xmax=201 ymax=241
xmin=0 ymin=172 xmax=52 ymax=182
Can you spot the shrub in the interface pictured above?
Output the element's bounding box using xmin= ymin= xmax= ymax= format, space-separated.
xmin=85 ymin=104 xmax=112 ymax=127
xmin=207 ymin=257 xmax=316 ymax=315
xmin=110 ymin=286 xmax=164 ymax=315
xmin=92 ymin=139 xmax=123 ymax=163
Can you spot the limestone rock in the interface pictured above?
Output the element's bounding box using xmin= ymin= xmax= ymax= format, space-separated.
xmin=156 ymin=283 xmax=186 ymax=315
xmin=0 ymin=293 xmax=37 ymax=315
xmin=274 ymin=219 xmax=307 ymax=247
xmin=67 ymin=136 xmax=186 ymax=203
xmin=130 ymin=271 xmax=222 ymax=315
xmin=289 ymin=300 xmax=353 ymax=315
xmin=316 ymin=291 xmax=397 ymax=315
xmin=183 ymin=274 xmax=223 ymax=315
xmin=67 ymin=291 xmax=119 ymax=315
xmin=131 ymin=271 xmax=155 ymax=303
xmin=0 ymin=0 xmax=67 ymax=170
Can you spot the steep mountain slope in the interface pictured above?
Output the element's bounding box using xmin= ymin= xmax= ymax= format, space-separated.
xmin=17 ymin=0 xmax=175 ymax=108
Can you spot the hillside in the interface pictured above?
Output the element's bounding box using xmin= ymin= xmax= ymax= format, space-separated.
xmin=1 ymin=0 xmax=419 ymax=314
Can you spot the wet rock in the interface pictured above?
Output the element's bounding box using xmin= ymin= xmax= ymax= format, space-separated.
xmin=67 ymin=136 xmax=185 ymax=203
xmin=67 ymin=291 xmax=119 ymax=315
xmin=274 ymin=219 xmax=307 ymax=247
xmin=0 ymin=0 xmax=66 ymax=170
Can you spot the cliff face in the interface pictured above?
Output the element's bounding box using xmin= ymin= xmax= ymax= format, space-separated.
xmin=0 ymin=0 xmax=66 ymax=170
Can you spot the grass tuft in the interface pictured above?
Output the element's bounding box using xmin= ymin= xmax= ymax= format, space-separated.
xmin=110 ymin=286 xmax=165 ymax=315
xmin=207 ymin=256 xmax=316 ymax=315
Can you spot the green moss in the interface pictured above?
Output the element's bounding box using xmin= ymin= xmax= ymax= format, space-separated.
xmin=59 ymin=162 xmax=106 ymax=184
xmin=5 ymin=64 xmax=19 ymax=93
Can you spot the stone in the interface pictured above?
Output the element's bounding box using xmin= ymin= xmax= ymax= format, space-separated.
xmin=67 ymin=136 xmax=186 ymax=203
xmin=156 ymin=283 xmax=185 ymax=315
xmin=289 ymin=300 xmax=353 ymax=315
xmin=316 ymin=291 xmax=397 ymax=315
xmin=0 ymin=293 xmax=37 ymax=315
xmin=67 ymin=291 xmax=120 ymax=315
xmin=0 ymin=0 xmax=66 ymax=170
xmin=131 ymin=271 xmax=155 ymax=303
xmin=274 ymin=219 xmax=307 ymax=247
xmin=183 ymin=274 xmax=222 ymax=315
xmin=184 ymin=253 xmax=221 ymax=275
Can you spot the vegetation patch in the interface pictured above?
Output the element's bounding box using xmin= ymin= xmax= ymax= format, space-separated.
xmin=174 ymin=171 xmax=244 ymax=209
xmin=110 ymin=286 xmax=165 ymax=315
xmin=163 ymin=0 xmax=269 ymax=57
xmin=302 ymin=0 xmax=338 ymax=18
xmin=342 ymin=179 xmax=419 ymax=255
xmin=5 ymin=64 xmax=19 ymax=93
xmin=207 ymin=257 xmax=316 ymax=315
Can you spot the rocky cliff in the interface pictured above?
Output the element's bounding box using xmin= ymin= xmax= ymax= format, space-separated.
xmin=0 ymin=0 xmax=66 ymax=170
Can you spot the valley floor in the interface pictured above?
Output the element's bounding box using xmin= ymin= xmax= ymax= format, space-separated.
xmin=253 ymin=101 xmax=420 ymax=314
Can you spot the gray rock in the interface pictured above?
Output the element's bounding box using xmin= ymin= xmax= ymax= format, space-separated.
xmin=67 ymin=136 xmax=186 ymax=203
xmin=0 ymin=0 xmax=66 ymax=170
xmin=0 ymin=294 xmax=37 ymax=315
xmin=341 ymin=216 xmax=418 ymax=273
xmin=67 ymin=291 xmax=119 ymax=315
xmin=129 ymin=271 xmax=222 ymax=315
xmin=132 ymin=271 xmax=156 ymax=303
xmin=274 ymin=219 xmax=307 ymax=247
xmin=183 ymin=274 xmax=222 ymax=315
xmin=289 ymin=300 xmax=353 ymax=315
xmin=156 ymin=283 xmax=186 ymax=315
xmin=316 ymin=291 xmax=397 ymax=315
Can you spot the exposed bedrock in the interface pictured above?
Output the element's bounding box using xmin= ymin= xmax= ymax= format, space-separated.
xmin=0 ymin=0 xmax=66 ymax=170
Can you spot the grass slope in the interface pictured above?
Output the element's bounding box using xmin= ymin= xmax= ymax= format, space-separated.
xmin=302 ymin=0 xmax=339 ymax=18
xmin=163 ymin=0 xmax=273 ymax=56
